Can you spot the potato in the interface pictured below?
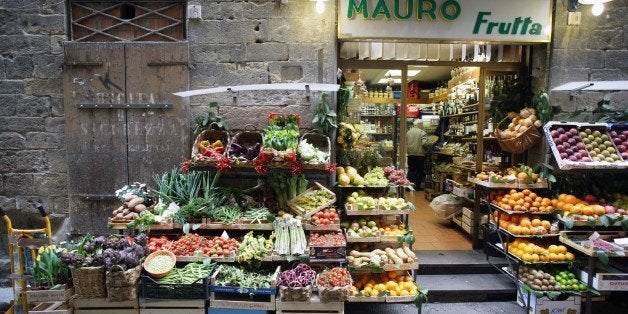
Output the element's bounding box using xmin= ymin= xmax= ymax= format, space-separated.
xmin=128 ymin=197 xmax=145 ymax=209
xmin=115 ymin=213 xmax=124 ymax=219
xmin=133 ymin=204 xmax=147 ymax=212
xmin=122 ymin=208 xmax=130 ymax=215
xmin=123 ymin=213 xmax=134 ymax=220
xmin=124 ymin=194 xmax=136 ymax=202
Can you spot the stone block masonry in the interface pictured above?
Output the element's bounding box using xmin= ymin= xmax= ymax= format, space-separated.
xmin=188 ymin=0 xmax=338 ymax=130
xmin=0 ymin=0 xmax=68 ymax=222
xmin=548 ymin=0 xmax=628 ymax=119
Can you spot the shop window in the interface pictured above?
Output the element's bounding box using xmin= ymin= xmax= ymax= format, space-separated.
xmin=68 ymin=0 xmax=186 ymax=42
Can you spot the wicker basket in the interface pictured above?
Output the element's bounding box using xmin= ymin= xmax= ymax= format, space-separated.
xmin=318 ymin=285 xmax=351 ymax=303
xmin=299 ymin=131 xmax=331 ymax=168
xmin=143 ymin=251 xmax=176 ymax=279
xmin=494 ymin=117 xmax=542 ymax=154
xmin=106 ymin=265 xmax=141 ymax=302
xmin=228 ymin=124 xmax=264 ymax=163
xmin=278 ymin=285 xmax=312 ymax=302
xmin=71 ymin=266 xmax=106 ymax=298
xmin=192 ymin=123 xmax=231 ymax=161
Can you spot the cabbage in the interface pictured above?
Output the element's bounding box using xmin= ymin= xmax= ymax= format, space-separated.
xmin=298 ymin=139 xmax=316 ymax=161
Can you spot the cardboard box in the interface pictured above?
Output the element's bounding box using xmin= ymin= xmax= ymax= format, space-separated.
xmin=517 ymin=285 xmax=581 ymax=314
xmin=579 ymin=269 xmax=628 ymax=291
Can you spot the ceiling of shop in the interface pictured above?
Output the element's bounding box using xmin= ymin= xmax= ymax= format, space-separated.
xmin=355 ymin=66 xmax=453 ymax=86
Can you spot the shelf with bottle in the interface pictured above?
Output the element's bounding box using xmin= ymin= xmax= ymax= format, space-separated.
xmin=448 ymin=67 xmax=480 ymax=89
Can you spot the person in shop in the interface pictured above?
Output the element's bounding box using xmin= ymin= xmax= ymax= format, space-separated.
xmin=407 ymin=119 xmax=427 ymax=191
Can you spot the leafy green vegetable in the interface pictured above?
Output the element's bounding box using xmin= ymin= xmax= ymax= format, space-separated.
xmin=194 ymin=102 xmax=227 ymax=133
xmin=312 ymin=93 xmax=338 ymax=135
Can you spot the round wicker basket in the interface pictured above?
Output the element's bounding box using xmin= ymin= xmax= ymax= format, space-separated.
xmin=143 ymin=250 xmax=176 ymax=279
xmin=494 ymin=117 xmax=542 ymax=154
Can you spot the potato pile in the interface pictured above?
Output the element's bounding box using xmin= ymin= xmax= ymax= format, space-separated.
xmin=347 ymin=244 xmax=416 ymax=268
xmin=497 ymin=108 xmax=543 ymax=140
xmin=112 ymin=194 xmax=147 ymax=221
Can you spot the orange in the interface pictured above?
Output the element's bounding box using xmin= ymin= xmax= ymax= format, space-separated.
xmin=522 ymin=189 xmax=531 ymax=196
xmin=558 ymin=245 xmax=568 ymax=254
xmin=502 ymin=204 xmax=512 ymax=211
xmin=520 ymin=226 xmax=531 ymax=235
xmin=369 ymin=289 xmax=380 ymax=297
xmin=500 ymin=213 xmax=511 ymax=221
xmin=529 ymin=192 xmax=538 ymax=199
xmin=404 ymin=276 xmax=413 ymax=282
xmin=539 ymin=254 xmax=549 ymax=262
xmin=514 ymin=205 xmax=523 ymax=212
xmin=386 ymin=281 xmax=398 ymax=291
xmin=565 ymin=252 xmax=575 ymax=261
xmin=565 ymin=195 xmax=578 ymax=205
xmin=524 ymin=196 xmax=533 ymax=203
xmin=529 ymin=207 xmax=539 ymax=212
xmin=531 ymin=254 xmax=540 ymax=262
xmin=388 ymin=290 xmax=397 ymax=297
xmin=520 ymin=219 xmax=531 ymax=228
xmin=517 ymin=172 xmax=528 ymax=181
xmin=548 ymin=253 xmax=558 ymax=261
xmin=400 ymin=290 xmax=410 ymax=296
xmin=541 ymin=220 xmax=552 ymax=230
xmin=556 ymin=253 xmax=566 ymax=261
xmin=510 ymin=189 xmax=517 ymax=195
xmin=531 ymin=219 xmax=542 ymax=227
xmin=387 ymin=271 xmax=397 ymax=279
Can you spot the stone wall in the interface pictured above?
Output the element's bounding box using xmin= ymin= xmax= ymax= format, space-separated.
xmin=187 ymin=0 xmax=338 ymax=130
xmin=548 ymin=0 xmax=628 ymax=118
xmin=0 ymin=2 xmax=68 ymax=219
xmin=0 ymin=0 xmax=68 ymax=285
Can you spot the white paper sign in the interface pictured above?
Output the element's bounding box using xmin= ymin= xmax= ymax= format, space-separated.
xmin=339 ymin=0 xmax=552 ymax=43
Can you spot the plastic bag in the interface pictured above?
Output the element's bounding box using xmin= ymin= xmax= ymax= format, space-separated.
xmin=429 ymin=194 xmax=463 ymax=220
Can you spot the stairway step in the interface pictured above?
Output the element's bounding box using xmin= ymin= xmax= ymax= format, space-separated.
xmin=422 ymin=301 xmax=525 ymax=314
xmin=417 ymin=250 xmax=507 ymax=274
xmin=417 ymin=274 xmax=516 ymax=303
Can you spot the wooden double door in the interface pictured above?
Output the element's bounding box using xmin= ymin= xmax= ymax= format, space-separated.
xmin=63 ymin=42 xmax=190 ymax=234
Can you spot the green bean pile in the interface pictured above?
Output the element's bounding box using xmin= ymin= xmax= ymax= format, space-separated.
xmin=156 ymin=262 xmax=213 ymax=284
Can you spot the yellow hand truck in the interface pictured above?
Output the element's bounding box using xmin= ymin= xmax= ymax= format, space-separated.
xmin=1 ymin=205 xmax=52 ymax=314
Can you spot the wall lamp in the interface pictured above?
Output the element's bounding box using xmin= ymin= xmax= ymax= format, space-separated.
xmin=312 ymin=0 xmax=326 ymax=14
xmin=568 ymin=0 xmax=613 ymax=16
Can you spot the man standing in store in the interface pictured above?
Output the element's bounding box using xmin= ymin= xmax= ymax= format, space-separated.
xmin=407 ymin=119 xmax=427 ymax=191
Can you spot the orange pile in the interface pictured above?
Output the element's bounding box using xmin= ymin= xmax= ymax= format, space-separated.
xmin=552 ymin=194 xmax=607 ymax=220
xmin=507 ymin=239 xmax=575 ymax=263
xmin=491 ymin=189 xmax=554 ymax=212
xmin=492 ymin=212 xmax=556 ymax=235
xmin=351 ymin=271 xmax=418 ymax=297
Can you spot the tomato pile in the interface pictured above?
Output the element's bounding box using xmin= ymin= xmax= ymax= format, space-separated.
xmin=311 ymin=207 xmax=340 ymax=226
xmin=168 ymin=233 xmax=240 ymax=258
xmin=317 ymin=267 xmax=351 ymax=288
xmin=147 ymin=236 xmax=171 ymax=252
xmin=309 ymin=232 xmax=346 ymax=247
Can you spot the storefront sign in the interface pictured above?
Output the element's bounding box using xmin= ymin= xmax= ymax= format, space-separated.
xmin=339 ymin=0 xmax=552 ymax=42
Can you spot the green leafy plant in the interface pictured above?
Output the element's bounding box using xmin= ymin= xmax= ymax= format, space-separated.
xmin=31 ymin=245 xmax=71 ymax=288
xmin=194 ymin=102 xmax=227 ymax=133
xmin=534 ymin=162 xmax=556 ymax=184
xmin=312 ymin=93 xmax=338 ymax=135
xmin=337 ymin=87 xmax=351 ymax=121
xmin=534 ymin=92 xmax=553 ymax=124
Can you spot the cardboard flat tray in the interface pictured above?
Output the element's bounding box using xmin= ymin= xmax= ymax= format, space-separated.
xmin=467 ymin=177 xmax=549 ymax=189
xmin=559 ymin=231 xmax=627 ymax=257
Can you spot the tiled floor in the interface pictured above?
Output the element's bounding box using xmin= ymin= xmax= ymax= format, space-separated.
xmin=407 ymin=191 xmax=472 ymax=250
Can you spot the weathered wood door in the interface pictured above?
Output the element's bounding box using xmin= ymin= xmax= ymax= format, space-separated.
xmin=63 ymin=42 xmax=190 ymax=234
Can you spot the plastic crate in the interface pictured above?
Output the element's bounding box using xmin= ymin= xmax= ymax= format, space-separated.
xmin=141 ymin=274 xmax=211 ymax=300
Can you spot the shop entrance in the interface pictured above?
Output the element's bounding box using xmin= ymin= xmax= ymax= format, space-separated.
xmin=339 ymin=44 xmax=527 ymax=250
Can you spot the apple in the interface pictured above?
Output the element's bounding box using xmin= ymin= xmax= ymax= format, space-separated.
xmin=604 ymin=205 xmax=616 ymax=214
xmin=568 ymin=155 xmax=578 ymax=161
xmin=566 ymin=148 xmax=574 ymax=155
xmin=577 ymin=142 xmax=585 ymax=150
xmin=569 ymin=128 xmax=579 ymax=136
xmin=622 ymin=152 xmax=628 ymax=160
xmin=610 ymin=131 xmax=618 ymax=137
xmin=581 ymin=157 xmax=592 ymax=162
xmin=559 ymin=134 xmax=568 ymax=142
xmin=618 ymin=209 xmax=626 ymax=215
xmin=567 ymin=138 xmax=577 ymax=145
xmin=557 ymin=145 xmax=566 ymax=153
xmin=560 ymin=152 xmax=568 ymax=159
xmin=551 ymin=130 xmax=559 ymax=138
xmin=557 ymin=127 xmax=565 ymax=134
xmin=585 ymin=195 xmax=598 ymax=203
xmin=617 ymin=145 xmax=626 ymax=153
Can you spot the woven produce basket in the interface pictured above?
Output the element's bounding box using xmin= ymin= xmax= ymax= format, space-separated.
xmin=299 ymin=131 xmax=331 ymax=169
xmin=106 ymin=265 xmax=141 ymax=302
xmin=71 ymin=266 xmax=106 ymax=298
xmin=279 ymin=285 xmax=312 ymax=302
xmin=494 ymin=117 xmax=542 ymax=154
xmin=318 ymin=285 xmax=351 ymax=303
xmin=228 ymin=124 xmax=264 ymax=164
xmin=192 ymin=123 xmax=231 ymax=161
xmin=143 ymin=250 xmax=176 ymax=279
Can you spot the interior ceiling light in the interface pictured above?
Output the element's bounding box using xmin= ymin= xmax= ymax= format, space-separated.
xmin=385 ymin=70 xmax=421 ymax=77
xmin=378 ymin=78 xmax=401 ymax=84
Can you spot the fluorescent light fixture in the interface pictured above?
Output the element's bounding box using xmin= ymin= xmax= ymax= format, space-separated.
xmin=315 ymin=0 xmax=324 ymax=13
xmin=384 ymin=70 xmax=421 ymax=77
xmin=378 ymin=78 xmax=401 ymax=84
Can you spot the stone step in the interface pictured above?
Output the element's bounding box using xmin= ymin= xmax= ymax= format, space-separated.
xmin=416 ymin=274 xmax=517 ymax=303
xmin=416 ymin=250 xmax=507 ymax=275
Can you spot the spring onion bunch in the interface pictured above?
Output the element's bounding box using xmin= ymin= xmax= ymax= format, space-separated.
xmin=273 ymin=215 xmax=307 ymax=256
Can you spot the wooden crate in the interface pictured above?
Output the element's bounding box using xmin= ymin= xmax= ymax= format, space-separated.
xmin=287 ymin=182 xmax=336 ymax=218
xmin=30 ymin=301 xmax=73 ymax=314
xmin=276 ymin=294 xmax=344 ymax=314
xmin=209 ymin=265 xmax=280 ymax=311
xmin=27 ymin=285 xmax=74 ymax=303
xmin=73 ymin=297 xmax=139 ymax=314
xmin=139 ymin=299 xmax=205 ymax=314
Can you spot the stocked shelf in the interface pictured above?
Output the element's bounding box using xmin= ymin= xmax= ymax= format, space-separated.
xmin=442 ymin=110 xmax=478 ymax=118
xmin=490 ymin=204 xmax=554 ymax=216
xmin=468 ymin=177 xmax=549 ymax=189
xmin=345 ymin=209 xmax=414 ymax=216
xmin=348 ymin=262 xmax=419 ymax=273
xmin=492 ymin=222 xmax=559 ymax=239
xmin=559 ymin=231 xmax=627 ymax=257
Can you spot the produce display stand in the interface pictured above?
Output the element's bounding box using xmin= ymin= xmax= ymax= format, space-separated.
xmin=275 ymin=294 xmax=343 ymax=314
xmin=473 ymin=180 xmax=593 ymax=314
xmin=209 ymin=265 xmax=280 ymax=311
xmin=72 ymin=297 xmax=139 ymax=314
xmin=139 ymin=299 xmax=206 ymax=314
xmin=30 ymin=300 xmax=73 ymax=314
